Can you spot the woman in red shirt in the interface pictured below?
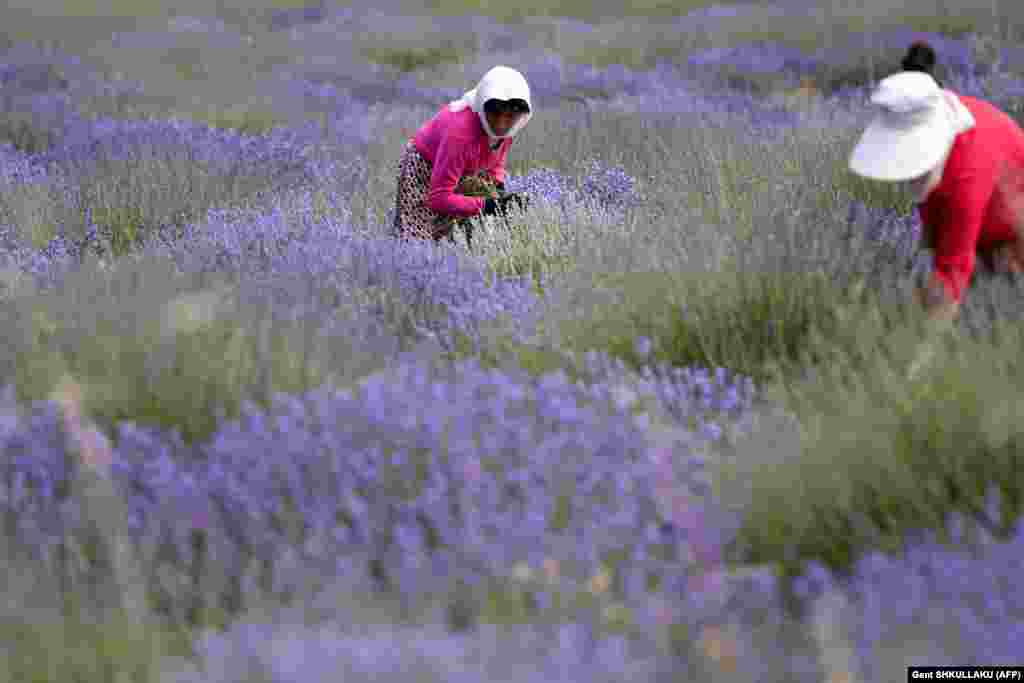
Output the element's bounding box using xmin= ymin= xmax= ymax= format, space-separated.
xmin=849 ymin=43 xmax=1024 ymax=324
xmin=392 ymin=65 xmax=532 ymax=243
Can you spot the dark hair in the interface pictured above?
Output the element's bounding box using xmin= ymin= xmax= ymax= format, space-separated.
xmin=483 ymin=98 xmax=530 ymax=115
xmin=902 ymin=41 xmax=941 ymax=85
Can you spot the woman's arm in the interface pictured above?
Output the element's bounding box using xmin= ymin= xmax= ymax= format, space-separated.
xmin=923 ymin=165 xmax=998 ymax=321
xmin=425 ymin=133 xmax=488 ymax=217
xmin=914 ymin=271 xmax=960 ymax=324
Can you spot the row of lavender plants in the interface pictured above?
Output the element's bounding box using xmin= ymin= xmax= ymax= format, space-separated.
xmin=2 ymin=9 xmax=1024 ymax=682
xmin=3 ymin=156 xmax=1022 ymax=680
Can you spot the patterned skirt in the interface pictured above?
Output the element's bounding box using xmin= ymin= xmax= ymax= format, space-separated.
xmin=392 ymin=140 xmax=467 ymax=243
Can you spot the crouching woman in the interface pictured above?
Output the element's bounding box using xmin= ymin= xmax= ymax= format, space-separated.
xmin=848 ymin=45 xmax=1024 ymax=325
xmin=392 ymin=65 xmax=532 ymax=243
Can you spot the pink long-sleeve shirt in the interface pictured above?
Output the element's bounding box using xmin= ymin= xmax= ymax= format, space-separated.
xmin=413 ymin=106 xmax=513 ymax=218
xmin=918 ymin=94 xmax=1024 ymax=303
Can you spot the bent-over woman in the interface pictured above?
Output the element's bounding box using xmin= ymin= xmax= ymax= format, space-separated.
xmin=392 ymin=65 xmax=532 ymax=244
xmin=849 ymin=42 xmax=1024 ymax=324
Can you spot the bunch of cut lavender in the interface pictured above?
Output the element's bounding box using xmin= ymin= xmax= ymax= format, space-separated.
xmin=456 ymin=171 xmax=501 ymax=199
xmin=433 ymin=171 xmax=502 ymax=244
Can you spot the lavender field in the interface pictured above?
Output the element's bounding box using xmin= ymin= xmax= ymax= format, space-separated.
xmin=3 ymin=1 xmax=1024 ymax=681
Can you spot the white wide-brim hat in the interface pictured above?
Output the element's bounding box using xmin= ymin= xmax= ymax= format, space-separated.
xmin=448 ymin=65 xmax=533 ymax=141
xmin=849 ymin=71 xmax=958 ymax=182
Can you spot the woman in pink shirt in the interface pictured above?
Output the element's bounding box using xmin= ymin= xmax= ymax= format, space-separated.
xmin=392 ymin=66 xmax=532 ymax=244
xmin=849 ymin=42 xmax=1024 ymax=324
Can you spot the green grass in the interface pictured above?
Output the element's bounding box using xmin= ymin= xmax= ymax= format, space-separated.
xmin=554 ymin=8 xmax=996 ymax=97
xmin=32 ymin=0 xmax=168 ymax=18
xmin=77 ymin=88 xmax=292 ymax=136
xmin=548 ymin=268 xmax=882 ymax=390
xmin=179 ymin=107 xmax=286 ymax=135
xmin=361 ymin=41 xmax=475 ymax=73
xmin=533 ymin=254 xmax=1024 ymax=584
xmin=721 ymin=28 xmax=825 ymax=54
xmin=4 ymin=0 xmax=322 ymax=18
xmin=0 ymin=121 xmax=300 ymax=254
xmin=418 ymin=0 xmax=743 ymax=22
xmin=0 ymin=258 xmax=446 ymax=447
xmin=441 ymin=326 xmax=586 ymax=384
xmin=735 ymin=316 xmax=1024 ymax=580
xmin=473 ymin=217 xmax=577 ymax=292
xmin=267 ymin=0 xmax=324 ymax=8
xmin=0 ymin=606 xmax=187 ymax=683
xmin=886 ymin=13 xmax=982 ymax=38
xmin=0 ymin=112 xmax=57 ymax=155
xmin=565 ymin=43 xmax=684 ymax=70
xmin=725 ymin=12 xmax=981 ymax=53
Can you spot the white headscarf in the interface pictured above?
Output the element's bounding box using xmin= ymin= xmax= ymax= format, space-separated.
xmin=449 ymin=66 xmax=533 ymax=144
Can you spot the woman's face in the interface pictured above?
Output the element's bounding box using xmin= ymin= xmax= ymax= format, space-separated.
xmin=903 ymin=163 xmax=943 ymax=204
xmin=485 ymin=110 xmax=525 ymax=137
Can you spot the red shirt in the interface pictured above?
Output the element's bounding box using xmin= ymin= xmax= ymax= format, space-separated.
xmin=918 ymin=94 xmax=1024 ymax=303
xmin=413 ymin=106 xmax=512 ymax=218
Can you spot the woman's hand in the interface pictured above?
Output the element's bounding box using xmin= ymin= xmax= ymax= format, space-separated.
xmin=481 ymin=196 xmax=502 ymax=216
xmin=914 ymin=273 xmax=960 ymax=325
xmin=504 ymin=191 xmax=530 ymax=212
xmin=482 ymin=191 xmax=529 ymax=216
xmin=906 ymin=274 xmax=958 ymax=380
xmin=992 ymin=242 xmax=1024 ymax=275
